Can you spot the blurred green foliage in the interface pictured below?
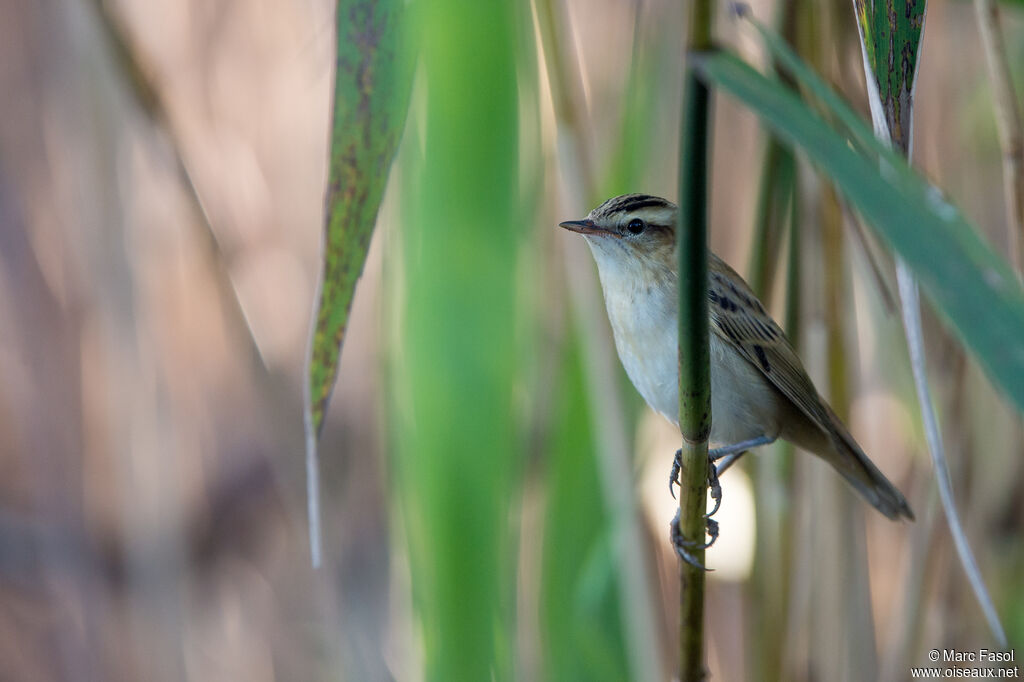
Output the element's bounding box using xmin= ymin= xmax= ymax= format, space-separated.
xmin=541 ymin=340 xmax=629 ymax=682
xmin=391 ymin=2 xmax=532 ymax=679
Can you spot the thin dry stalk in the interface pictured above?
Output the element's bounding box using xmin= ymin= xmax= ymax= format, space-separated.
xmin=88 ymin=0 xmax=268 ymax=375
xmin=974 ymin=0 xmax=1024 ymax=274
xmin=535 ymin=2 xmax=665 ymax=679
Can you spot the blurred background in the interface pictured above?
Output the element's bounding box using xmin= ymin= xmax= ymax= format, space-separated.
xmin=0 ymin=0 xmax=1022 ymax=680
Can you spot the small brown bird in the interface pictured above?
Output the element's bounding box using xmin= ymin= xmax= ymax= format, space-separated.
xmin=560 ymin=194 xmax=913 ymax=527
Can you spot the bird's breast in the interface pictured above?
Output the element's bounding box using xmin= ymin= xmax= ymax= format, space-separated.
xmin=603 ymin=281 xmax=681 ymax=422
xmin=601 ymin=276 xmax=782 ymax=444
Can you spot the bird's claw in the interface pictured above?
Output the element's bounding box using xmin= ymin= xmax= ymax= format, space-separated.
xmin=668 ymin=448 xmax=724 ymax=569
xmin=669 ymin=449 xmax=682 ymax=499
xmin=706 ymin=458 xmax=722 ymax=518
xmin=670 ymin=509 xmax=717 ymax=571
xmin=668 ymin=448 xmax=723 ymax=518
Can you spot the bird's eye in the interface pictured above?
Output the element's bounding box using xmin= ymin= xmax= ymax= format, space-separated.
xmin=626 ymin=218 xmax=645 ymax=234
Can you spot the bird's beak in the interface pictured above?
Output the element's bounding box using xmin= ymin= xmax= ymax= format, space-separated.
xmin=558 ymin=219 xmax=618 ymax=238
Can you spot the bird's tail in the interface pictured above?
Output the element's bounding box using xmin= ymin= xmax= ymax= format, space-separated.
xmin=824 ymin=406 xmax=915 ymax=521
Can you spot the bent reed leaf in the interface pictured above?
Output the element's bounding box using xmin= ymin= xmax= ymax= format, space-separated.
xmin=303 ymin=0 xmax=412 ymax=565
xmin=693 ymin=50 xmax=1024 ymax=413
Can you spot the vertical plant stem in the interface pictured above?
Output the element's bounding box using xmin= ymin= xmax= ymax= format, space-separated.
xmin=747 ymin=0 xmax=798 ymax=297
xmin=774 ymin=175 xmax=801 ymax=682
xmin=822 ymin=182 xmax=879 ymax=678
xmin=973 ymin=0 xmax=1024 ymax=274
xmin=746 ymin=8 xmax=799 ymax=678
xmin=677 ymin=2 xmax=713 ymax=680
xmin=747 ymin=141 xmax=795 ymax=296
xmin=813 ymin=9 xmax=879 ymax=674
xmin=536 ymin=2 xmax=665 ymax=680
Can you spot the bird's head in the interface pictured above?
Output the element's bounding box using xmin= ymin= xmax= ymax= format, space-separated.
xmin=559 ymin=194 xmax=678 ymax=287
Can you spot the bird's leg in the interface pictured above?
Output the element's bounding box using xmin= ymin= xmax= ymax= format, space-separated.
xmin=669 ymin=435 xmax=775 ymax=498
xmin=713 ymin=451 xmax=746 ymax=477
xmin=710 ymin=435 xmax=776 ymax=480
xmin=709 ymin=435 xmax=776 ymax=462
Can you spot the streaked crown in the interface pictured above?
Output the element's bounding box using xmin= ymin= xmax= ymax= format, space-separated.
xmin=590 ymin=194 xmax=678 ymax=231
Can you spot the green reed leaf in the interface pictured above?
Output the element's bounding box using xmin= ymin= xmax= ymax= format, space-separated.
xmin=306 ymin=0 xmax=411 ymax=441
xmin=695 ymin=50 xmax=1024 ymax=412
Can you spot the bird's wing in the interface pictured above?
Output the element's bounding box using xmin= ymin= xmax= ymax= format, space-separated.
xmin=706 ymin=254 xmax=832 ymax=432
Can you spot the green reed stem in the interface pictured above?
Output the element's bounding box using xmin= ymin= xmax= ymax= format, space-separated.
xmin=676 ymin=1 xmax=714 ymax=679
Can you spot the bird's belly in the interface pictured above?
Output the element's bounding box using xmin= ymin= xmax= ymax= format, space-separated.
xmin=617 ymin=329 xmax=680 ymax=423
xmin=610 ymin=307 xmax=781 ymax=446
xmin=608 ymin=299 xmax=681 ymax=423
xmin=708 ymin=334 xmax=782 ymax=445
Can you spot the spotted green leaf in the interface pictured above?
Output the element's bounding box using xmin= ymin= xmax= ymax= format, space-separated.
xmin=852 ymin=0 xmax=927 ymax=152
xmin=306 ymin=0 xmax=411 ymax=440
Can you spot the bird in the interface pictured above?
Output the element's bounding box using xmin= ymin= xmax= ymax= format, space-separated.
xmin=560 ymin=193 xmax=913 ymax=562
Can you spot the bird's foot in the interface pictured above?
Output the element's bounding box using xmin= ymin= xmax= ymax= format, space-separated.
xmin=670 ymin=508 xmax=717 ymax=571
xmin=667 ymin=438 xmax=778 ymax=568
xmin=668 ymin=449 xmax=722 ymax=571
xmin=669 ymin=448 xmax=725 ymax=516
